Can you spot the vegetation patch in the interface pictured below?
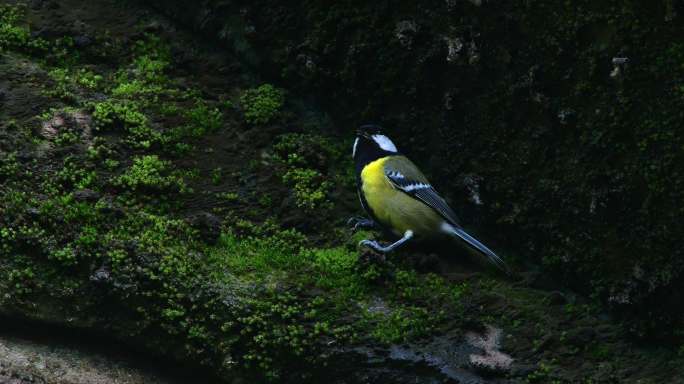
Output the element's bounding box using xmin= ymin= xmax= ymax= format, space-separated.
xmin=240 ymin=84 xmax=285 ymax=125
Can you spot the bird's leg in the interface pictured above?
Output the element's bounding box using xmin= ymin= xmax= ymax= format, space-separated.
xmin=347 ymin=216 xmax=377 ymax=232
xmin=359 ymin=230 xmax=414 ymax=253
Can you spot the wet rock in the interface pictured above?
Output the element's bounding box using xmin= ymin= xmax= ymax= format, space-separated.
xmin=466 ymin=325 xmax=513 ymax=374
xmin=0 ymin=332 xmax=187 ymax=384
xmin=610 ymin=57 xmax=629 ymax=79
xmin=143 ymin=21 xmax=164 ymax=33
xmin=463 ymin=175 xmax=484 ymax=206
xmin=557 ymin=108 xmax=576 ymax=125
xmin=547 ymin=290 xmax=567 ymax=305
xmin=24 ymin=207 xmax=41 ymax=220
xmin=30 ymin=0 xmax=46 ymax=9
xmin=15 ymin=149 xmax=35 ymax=162
xmin=395 ymin=20 xmax=418 ymax=49
xmin=411 ymin=252 xmax=441 ymax=272
xmin=444 ymin=36 xmax=464 ymax=63
xmin=97 ymin=196 xmax=125 ymax=218
xmin=510 ymin=364 xmax=537 ymax=377
xmin=188 ymin=212 xmax=222 ymax=244
xmin=73 ymin=188 xmax=101 ymax=202
xmin=567 ymin=327 xmax=597 ymax=346
xmin=535 ymin=334 xmax=555 ymax=351
xmin=73 ymin=35 xmax=93 ymax=48
xmin=90 ymin=264 xmax=112 ymax=284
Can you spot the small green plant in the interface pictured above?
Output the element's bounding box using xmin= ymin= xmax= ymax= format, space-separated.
xmin=45 ymin=68 xmax=76 ymax=101
xmin=217 ymin=191 xmax=239 ymax=202
xmin=92 ymin=100 xmax=160 ymax=148
xmin=240 ymin=84 xmax=285 ymax=125
xmin=0 ymin=4 xmax=48 ymax=54
xmin=0 ymin=152 xmax=20 ymax=180
xmin=185 ymin=99 xmax=223 ymax=135
xmin=75 ymin=69 xmax=103 ymax=89
xmin=49 ymin=245 xmax=77 ymax=265
xmin=55 ymin=156 xmax=96 ymax=190
xmin=133 ymin=54 xmax=168 ymax=83
xmin=116 ymin=155 xmax=185 ymax=192
xmin=93 ymin=100 xmax=147 ymax=130
xmin=53 ymin=131 xmax=80 ymax=146
xmin=104 ymin=158 xmax=120 ymax=170
xmin=211 ymin=167 xmax=222 ymax=185
xmin=282 ymin=168 xmax=332 ymax=211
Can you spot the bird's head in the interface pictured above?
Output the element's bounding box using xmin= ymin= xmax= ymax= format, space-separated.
xmin=353 ymin=124 xmax=399 ymax=163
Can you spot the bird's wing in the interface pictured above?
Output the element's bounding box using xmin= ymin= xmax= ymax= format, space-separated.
xmin=383 ymin=156 xmax=461 ymax=226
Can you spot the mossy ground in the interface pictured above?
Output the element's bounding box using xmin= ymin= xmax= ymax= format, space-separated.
xmin=1 ymin=1 xmax=683 ymax=383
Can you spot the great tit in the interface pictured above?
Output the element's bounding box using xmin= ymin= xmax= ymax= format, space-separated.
xmin=351 ymin=124 xmax=507 ymax=272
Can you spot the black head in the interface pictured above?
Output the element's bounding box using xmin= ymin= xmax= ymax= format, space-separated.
xmin=353 ymin=124 xmax=400 ymax=171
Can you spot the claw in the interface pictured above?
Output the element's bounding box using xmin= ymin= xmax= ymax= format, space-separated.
xmin=358 ymin=230 xmax=414 ymax=253
xmin=359 ymin=239 xmax=380 ymax=250
xmin=347 ymin=217 xmax=376 ymax=232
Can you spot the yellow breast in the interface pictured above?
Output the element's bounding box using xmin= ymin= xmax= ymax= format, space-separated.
xmin=360 ymin=157 xmax=444 ymax=236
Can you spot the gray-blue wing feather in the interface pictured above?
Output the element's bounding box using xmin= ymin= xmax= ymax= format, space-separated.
xmin=383 ymin=156 xmax=461 ymax=226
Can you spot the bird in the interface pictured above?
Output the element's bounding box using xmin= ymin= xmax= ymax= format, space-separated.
xmin=351 ymin=124 xmax=507 ymax=272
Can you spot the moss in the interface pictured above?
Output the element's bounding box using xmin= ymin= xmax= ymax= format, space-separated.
xmin=282 ymin=167 xmax=332 ymax=211
xmin=270 ymin=133 xmax=352 ymax=213
xmin=240 ymin=84 xmax=285 ymax=125
xmin=0 ymin=4 xmax=48 ymax=54
xmin=92 ymin=100 xmax=148 ymax=129
xmin=91 ymin=100 xmax=162 ymax=148
xmin=116 ymin=155 xmax=186 ymax=192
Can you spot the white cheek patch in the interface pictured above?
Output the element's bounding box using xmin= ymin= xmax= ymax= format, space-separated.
xmin=352 ymin=137 xmax=359 ymax=158
xmin=371 ymin=134 xmax=398 ymax=153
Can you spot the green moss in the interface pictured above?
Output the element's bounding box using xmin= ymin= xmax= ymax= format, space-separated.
xmin=282 ymin=167 xmax=332 ymax=211
xmin=116 ymin=155 xmax=185 ymax=192
xmin=0 ymin=152 xmax=20 ymax=181
xmin=55 ymin=156 xmax=97 ymax=190
xmin=92 ymin=100 xmax=147 ymax=129
xmin=91 ymin=100 xmax=161 ymax=148
xmin=270 ymin=133 xmax=353 ymax=213
xmin=0 ymin=4 xmax=48 ymax=54
xmin=240 ymin=84 xmax=285 ymax=125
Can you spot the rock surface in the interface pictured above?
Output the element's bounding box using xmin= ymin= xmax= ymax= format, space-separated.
xmin=0 ymin=0 xmax=683 ymax=383
xmin=142 ymin=0 xmax=684 ymax=340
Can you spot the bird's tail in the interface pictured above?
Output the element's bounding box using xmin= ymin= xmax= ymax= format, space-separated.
xmin=443 ymin=223 xmax=509 ymax=274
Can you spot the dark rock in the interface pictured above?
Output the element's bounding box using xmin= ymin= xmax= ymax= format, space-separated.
xmin=97 ymin=195 xmax=125 ymax=218
xmin=90 ymin=264 xmax=111 ymax=284
xmin=24 ymin=207 xmax=41 ymax=220
xmin=411 ymin=252 xmax=441 ymax=272
xmin=510 ymin=364 xmax=537 ymax=377
xmin=73 ymin=189 xmax=101 ymax=202
xmin=73 ymin=35 xmax=93 ymax=48
xmin=0 ymin=89 xmax=6 ymax=102
xmin=16 ymin=150 xmax=35 ymax=162
xmin=568 ymin=327 xmax=597 ymax=346
xmin=30 ymin=0 xmax=45 ymax=9
xmin=188 ymin=212 xmax=222 ymax=244
xmin=535 ymin=334 xmax=555 ymax=351
xmin=547 ymin=291 xmax=567 ymax=305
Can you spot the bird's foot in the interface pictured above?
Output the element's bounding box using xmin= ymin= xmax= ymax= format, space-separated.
xmin=358 ymin=230 xmax=414 ymax=254
xmin=359 ymin=239 xmax=390 ymax=253
xmin=347 ymin=216 xmax=376 ymax=232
